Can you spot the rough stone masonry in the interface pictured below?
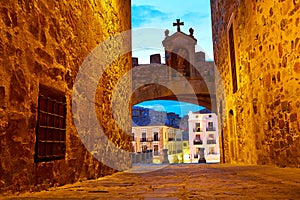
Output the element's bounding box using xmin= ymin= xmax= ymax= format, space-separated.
xmin=0 ymin=0 xmax=131 ymax=194
xmin=211 ymin=0 xmax=300 ymax=167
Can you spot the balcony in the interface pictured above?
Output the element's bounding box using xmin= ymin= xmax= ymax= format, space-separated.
xmin=193 ymin=139 xmax=203 ymax=145
xmin=206 ymin=127 xmax=216 ymax=131
xmin=177 ymin=149 xmax=182 ymax=153
xmin=193 ymin=128 xmax=203 ymax=132
xmin=207 ymin=139 xmax=216 ymax=144
xmin=140 ymin=138 xmax=153 ymax=142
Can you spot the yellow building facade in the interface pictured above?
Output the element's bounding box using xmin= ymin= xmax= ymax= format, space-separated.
xmin=132 ymin=126 xmax=183 ymax=164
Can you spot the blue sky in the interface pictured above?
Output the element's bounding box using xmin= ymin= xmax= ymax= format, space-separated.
xmin=131 ymin=0 xmax=213 ymax=64
xmin=131 ymin=0 xmax=211 ymax=116
xmin=136 ymin=100 xmax=204 ymax=117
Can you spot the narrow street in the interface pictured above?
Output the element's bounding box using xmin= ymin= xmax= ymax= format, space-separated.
xmin=2 ymin=164 xmax=300 ymax=199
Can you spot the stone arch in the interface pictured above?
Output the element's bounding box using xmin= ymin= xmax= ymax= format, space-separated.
xmin=131 ymin=83 xmax=212 ymax=110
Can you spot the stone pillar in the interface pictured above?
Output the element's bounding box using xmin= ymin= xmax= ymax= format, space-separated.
xmin=162 ymin=149 xmax=169 ymax=164
xmin=198 ymin=148 xmax=206 ymax=163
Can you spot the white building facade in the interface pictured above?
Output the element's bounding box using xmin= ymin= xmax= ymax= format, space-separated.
xmin=188 ymin=112 xmax=220 ymax=163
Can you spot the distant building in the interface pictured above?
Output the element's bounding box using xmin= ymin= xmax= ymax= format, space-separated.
xmin=132 ymin=126 xmax=183 ymax=164
xmin=188 ymin=111 xmax=220 ymax=163
xmin=132 ymin=106 xmax=181 ymax=128
xmin=165 ymin=112 xmax=181 ymax=128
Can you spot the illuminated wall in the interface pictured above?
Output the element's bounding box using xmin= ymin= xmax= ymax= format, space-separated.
xmin=0 ymin=0 xmax=131 ymax=193
xmin=211 ymin=0 xmax=300 ymax=166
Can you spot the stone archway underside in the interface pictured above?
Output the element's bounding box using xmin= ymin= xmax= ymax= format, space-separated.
xmin=131 ymin=80 xmax=215 ymax=111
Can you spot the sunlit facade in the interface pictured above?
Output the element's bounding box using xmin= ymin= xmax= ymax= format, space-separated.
xmin=132 ymin=126 xmax=183 ymax=164
xmin=188 ymin=112 xmax=220 ymax=163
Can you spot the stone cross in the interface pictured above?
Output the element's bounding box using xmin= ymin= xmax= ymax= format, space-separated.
xmin=173 ymin=19 xmax=184 ymax=32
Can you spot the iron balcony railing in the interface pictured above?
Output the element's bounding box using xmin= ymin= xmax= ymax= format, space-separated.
xmin=193 ymin=139 xmax=203 ymax=145
xmin=140 ymin=138 xmax=154 ymax=142
xmin=177 ymin=149 xmax=182 ymax=153
xmin=193 ymin=128 xmax=203 ymax=132
xmin=207 ymin=139 xmax=217 ymax=144
xmin=206 ymin=127 xmax=216 ymax=131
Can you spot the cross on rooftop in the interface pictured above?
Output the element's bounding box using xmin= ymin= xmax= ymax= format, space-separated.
xmin=173 ymin=19 xmax=184 ymax=32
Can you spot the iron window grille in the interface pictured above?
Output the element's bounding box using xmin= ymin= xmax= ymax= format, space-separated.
xmin=35 ymin=89 xmax=66 ymax=162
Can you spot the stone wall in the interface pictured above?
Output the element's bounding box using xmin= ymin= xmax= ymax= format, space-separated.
xmin=131 ymin=62 xmax=214 ymax=109
xmin=0 ymin=0 xmax=131 ymax=194
xmin=211 ymin=0 xmax=300 ymax=167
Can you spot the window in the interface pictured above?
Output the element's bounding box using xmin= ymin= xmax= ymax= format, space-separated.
xmin=207 ymin=134 xmax=216 ymax=144
xmin=207 ymin=122 xmax=214 ymax=131
xmin=142 ymin=145 xmax=147 ymax=152
xmin=153 ymin=145 xmax=159 ymax=156
xmin=132 ymin=133 xmax=135 ymax=141
xmin=35 ymin=85 xmax=66 ymax=162
xmin=228 ymin=23 xmax=238 ymax=93
xmin=194 ymin=134 xmax=202 ymax=145
xmin=153 ymin=132 xmax=159 ymax=141
xmin=141 ymin=132 xmax=146 ymax=142
xmin=194 ymin=123 xmax=201 ymax=132
xmin=209 ymin=147 xmax=215 ymax=154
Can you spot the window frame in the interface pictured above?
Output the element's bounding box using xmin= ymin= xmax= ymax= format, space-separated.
xmin=227 ymin=13 xmax=239 ymax=94
xmin=34 ymin=86 xmax=66 ymax=163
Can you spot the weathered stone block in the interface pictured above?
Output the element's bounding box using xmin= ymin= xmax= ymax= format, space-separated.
xmin=294 ymin=62 xmax=300 ymax=73
xmin=9 ymin=69 xmax=27 ymax=103
xmin=290 ymin=113 xmax=297 ymax=122
xmin=35 ymin=48 xmax=53 ymax=64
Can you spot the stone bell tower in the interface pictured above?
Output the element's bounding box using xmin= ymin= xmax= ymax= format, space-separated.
xmin=162 ymin=19 xmax=198 ymax=79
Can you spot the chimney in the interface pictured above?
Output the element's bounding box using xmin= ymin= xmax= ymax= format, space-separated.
xmin=132 ymin=57 xmax=139 ymax=67
xmin=150 ymin=54 xmax=161 ymax=64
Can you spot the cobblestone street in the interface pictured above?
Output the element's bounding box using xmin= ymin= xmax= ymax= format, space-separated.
xmin=1 ymin=164 xmax=300 ymax=199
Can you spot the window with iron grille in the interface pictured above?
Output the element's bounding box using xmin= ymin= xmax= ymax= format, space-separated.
xmin=35 ymin=85 xmax=66 ymax=162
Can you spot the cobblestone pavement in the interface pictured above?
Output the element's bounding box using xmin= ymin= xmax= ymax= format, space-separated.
xmin=1 ymin=164 xmax=300 ymax=199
